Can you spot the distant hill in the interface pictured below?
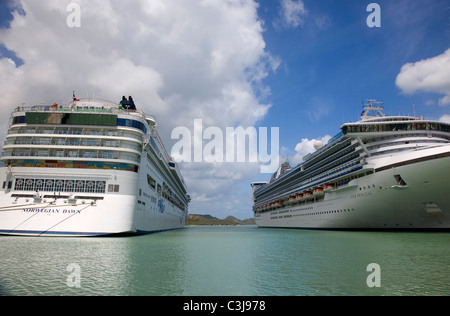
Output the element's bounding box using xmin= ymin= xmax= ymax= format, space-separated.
xmin=186 ymin=214 xmax=255 ymax=226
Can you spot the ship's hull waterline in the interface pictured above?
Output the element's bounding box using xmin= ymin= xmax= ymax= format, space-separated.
xmin=0 ymin=169 xmax=186 ymax=237
xmin=256 ymin=148 xmax=450 ymax=231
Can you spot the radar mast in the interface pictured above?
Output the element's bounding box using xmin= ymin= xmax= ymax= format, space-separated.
xmin=360 ymin=99 xmax=385 ymax=120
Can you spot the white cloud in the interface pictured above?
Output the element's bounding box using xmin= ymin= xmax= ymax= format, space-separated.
xmin=289 ymin=135 xmax=332 ymax=166
xmin=87 ymin=58 xmax=165 ymax=111
xmin=439 ymin=95 xmax=450 ymax=106
xmin=439 ymin=114 xmax=450 ymax=124
xmin=274 ymin=0 xmax=307 ymax=29
xmin=0 ymin=0 xmax=279 ymax=219
xmin=180 ymin=162 xmax=260 ymax=219
xmin=396 ymin=48 xmax=450 ymax=106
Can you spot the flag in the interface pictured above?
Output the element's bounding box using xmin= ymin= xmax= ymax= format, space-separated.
xmin=73 ymin=91 xmax=80 ymax=102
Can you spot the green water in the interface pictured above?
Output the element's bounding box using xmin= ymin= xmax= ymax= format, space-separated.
xmin=0 ymin=226 xmax=449 ymax=296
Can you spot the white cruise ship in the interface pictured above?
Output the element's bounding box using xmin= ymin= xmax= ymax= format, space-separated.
xmin=0 ymin=96 xmax=190 ymax=236
xmin=252 ymin=100 xmax=450 ymax=230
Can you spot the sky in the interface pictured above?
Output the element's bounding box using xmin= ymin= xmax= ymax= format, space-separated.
xmin=0 ymin=0 xmax=449 ymax=220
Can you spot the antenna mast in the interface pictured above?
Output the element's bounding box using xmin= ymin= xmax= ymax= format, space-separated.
xmin=361 ymin=99 xmax=385 ymax=120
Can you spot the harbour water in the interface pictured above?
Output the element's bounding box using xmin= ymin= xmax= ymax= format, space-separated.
xmin=0 ymin=225 xmax=449 ymax=296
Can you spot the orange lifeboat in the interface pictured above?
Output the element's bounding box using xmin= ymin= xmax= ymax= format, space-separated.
xmin=288 ymin=196 xmax=296 ymax=204
xmin=304 ymin=191 xmax=313 ymax=200
xmin=313 ymin=187 xmax=324 ymax=196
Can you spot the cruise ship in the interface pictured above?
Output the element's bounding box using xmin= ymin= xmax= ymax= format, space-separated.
xmin=252 ymin=100 xmax=450 ymax=230
xmin=0 ymin=96 xmax=190 ymax=236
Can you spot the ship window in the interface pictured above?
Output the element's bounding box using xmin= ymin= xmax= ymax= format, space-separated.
xmin=82 ymin=139 xmax=98 ymax=146
xmin=69 ymin=139 xmax=80 ymax=146
xmin=85 ymin=181 xmax=96 ymax=193
xmin=12 ymin=116 xmax=27 ymax=125
xmin=103 ymin=152 xmax=114 ymax=159
xmin=13 ymin=178 xmax=106 ymax=193
xmin=104 ymin=140 xmax=118 ymax=147
xmin=147 ymin=174 xmax=156 ymax=190
xmin=157 ymin=184 xmax=162 ymax=195
xmin=83 ymin=151 xmax=96 ymax=158
xmin=394 ymin=174 xmax=407 ymax=186
xmin=117 ymin=118 xmax=147 ymax=134
xmin=35 ymin=179 xmax=44 ymax=191
xmin=74 ymin=180 xmax=86 ymax=193
xmin=108 ymin=184 xmax=120 ymax=193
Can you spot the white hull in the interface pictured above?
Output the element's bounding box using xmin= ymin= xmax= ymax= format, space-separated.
xmin=0 ymin=167 xmax=186 ymax=237
xmin=255 ymin=155 xmax=450 ymax=230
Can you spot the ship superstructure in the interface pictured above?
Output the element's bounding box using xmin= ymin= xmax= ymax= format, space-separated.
xmin=0 ymin=96 xmax=190 ymax=236
xmin=252 ymin=100 xmax=450 ymax=230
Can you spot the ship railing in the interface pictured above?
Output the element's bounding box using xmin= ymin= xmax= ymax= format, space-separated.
xmin=302 ymin=131 xmax=345 ymax=163
xmin=4 ymin=138 xmax=142 ymax=151
xmin=255 ymin=159 xmax=364 ymax=205
xmin=13 ymin=100 xmax=154 ymax=121
xmin=254 ymin=165 xmax=366 ymax=212
xmin=3 ymin=150 xmax=141 ymax=163
xmin=7 ymin=127 xmax=143 ymax=142
xmin=255 ymin=146 xmax=357 ymax=199
xmin=148 ymin=126 xmax=177 ymax=170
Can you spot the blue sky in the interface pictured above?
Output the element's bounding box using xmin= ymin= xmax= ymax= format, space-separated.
xmin=256 ymin=0 xmax=450 ymax=161
xmin=0 ymin=0 xmax=449 ymax=219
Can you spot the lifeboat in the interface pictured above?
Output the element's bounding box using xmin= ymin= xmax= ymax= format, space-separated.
xmin=304 ymin=191 xmax=313 ymax=200
xmin=324 ymin=184 xmax=333 ymax=191
xmin=287 ymin=196 xmax=296 ymax=204
xmin=313 ymin=187 xmax=324 ymax=196
xmin=296 ymin=194 xmax=304 ymax=202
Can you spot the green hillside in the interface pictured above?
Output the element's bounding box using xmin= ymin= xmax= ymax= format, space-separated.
xmin=186 ymin=214 xmax=255 ymax=226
